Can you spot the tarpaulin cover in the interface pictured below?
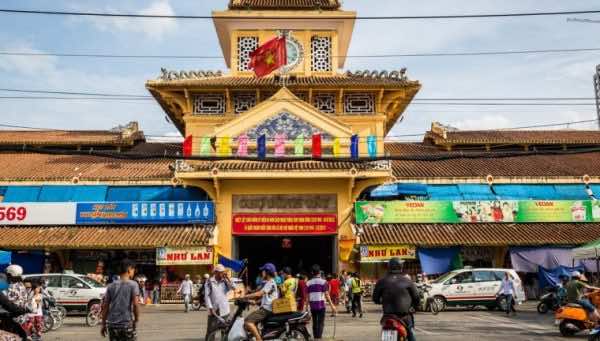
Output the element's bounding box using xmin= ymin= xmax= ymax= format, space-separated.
xmin=538 ymin=265 xmax=585 ymax=289
xmin=456 ymin=184 xmax=496 ymax=200
xmin=11 ymin=252 xmax=44 ymax=275
xmin=417 ymin=247 xmax=460 ymax=275
xmin=427 ymin=185 xmax=462 ymax=200
xmin=218 ymin=255 xmax=245 ymax=273
xmin=0 ymin=251 xmax=11 ymax=265
xmin=371 ymin=183 xmax=428 ymax=198
xmin=37 ymin=185 xmax=108 ymax=202
xmin=510 ymin=247 xmax=578 ymax=273
xmin=3 ymin=186 xmax=41 ymax=202
xmin=105 ymin=186 xmax=208 ymax=201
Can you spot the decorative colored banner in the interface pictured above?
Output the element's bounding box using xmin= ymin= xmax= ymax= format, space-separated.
xmin=76 ymin=201 xmax=214 ymax=225
xmin=0 ymin=203 xmax=76 ymax=225
xmin=156 ymin=247 xmax=214 ymax=266
xmin=359 ymin=244 xmax=417 ymax=262
xmin=339 ymin=238 xmax=356 ymax=262
xmin=232 ymin=213 xmax=337 ymax=235
xmin=356 ymin=200 xmax=600 ymax=224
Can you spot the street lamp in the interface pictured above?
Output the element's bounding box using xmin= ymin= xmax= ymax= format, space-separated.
xmin=595 ymin=65 xmax=600 ymax=129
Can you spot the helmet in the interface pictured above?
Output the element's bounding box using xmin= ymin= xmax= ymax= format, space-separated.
xmin=572 ymin=271 xmax=582 ymax=278
xmin=388 ymin=258 xmax=404 ymax=273
xmin=203 ymin=274 xmax=210 ymax=279
xmin=5 ymin=264 xmax=23 ymax=278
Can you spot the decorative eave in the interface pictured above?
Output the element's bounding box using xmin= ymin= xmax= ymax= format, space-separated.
xmin=228 ymin=0 xmax=341 ymax=11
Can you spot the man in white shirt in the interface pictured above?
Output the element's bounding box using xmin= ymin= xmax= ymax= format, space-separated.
xmin=177 ymin=274 xmax=194 ymax=313
xmin=204 ymin=264 xmax=235 ymax=341
xmin=243 ymin=263 xmax=279 ymax=341
xmin=496 ymin=272 xmax=517 ymax=316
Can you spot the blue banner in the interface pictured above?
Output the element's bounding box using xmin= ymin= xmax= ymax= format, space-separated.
xmin=76 ymin=201 xmax=214 ymax=225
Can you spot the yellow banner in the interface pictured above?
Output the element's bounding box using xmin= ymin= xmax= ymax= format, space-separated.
xmin=156 ymin=247 xmax=214 ymax=266
xmin=339 ymin=238 xmax=356 ymax=262
xmin=359 ymin=244 xmax=416 ymax=262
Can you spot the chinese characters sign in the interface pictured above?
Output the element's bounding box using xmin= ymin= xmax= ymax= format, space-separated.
xmin=359 ymin=245 xmax=416 ymax=262
xmin=232 ymin=213 xmax=337 ymax=235
xmin=355 ymin=200 xmax=600 ymax=224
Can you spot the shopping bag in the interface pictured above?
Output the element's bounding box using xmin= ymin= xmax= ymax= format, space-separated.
xmin=227 ymin=317 xmax=247 ymax=341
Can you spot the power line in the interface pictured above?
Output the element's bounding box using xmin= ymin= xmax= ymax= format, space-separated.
xmin=1 ymin=8 xmax=600 ymax=20
xmin=0 ymin=88 xmax=148 ymax=98
xmin=3 ymin=47 xmax=600 ymax=59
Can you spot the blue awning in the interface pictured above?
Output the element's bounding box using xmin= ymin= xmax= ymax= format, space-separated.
xmin=370 ymin=183 xmax=428 ymax=197
xmin=427 ymin=185 xmax=461 ymax=200
xmin=456 ymin=184 xmax=496 ymax=200
xmin=417 ymin=247 xmax=460 ymax=275
xmin=106 ymin=186 xmax=209 ymax=201
xmin=37 ymin=186 xmax=108 ymax=202
xmin=3 ymin=186 xmax=41 ymax=202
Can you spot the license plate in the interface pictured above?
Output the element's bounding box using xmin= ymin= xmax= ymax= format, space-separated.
xmin=382 ymin=330 xmax=398 ymax=341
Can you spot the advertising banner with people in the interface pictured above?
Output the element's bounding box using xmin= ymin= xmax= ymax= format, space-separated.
xmin=355 ymin=200 xmax=600 ymax=224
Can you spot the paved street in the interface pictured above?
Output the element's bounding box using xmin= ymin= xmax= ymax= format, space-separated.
xmin=45 ymin=301 xmax=572 ymax=341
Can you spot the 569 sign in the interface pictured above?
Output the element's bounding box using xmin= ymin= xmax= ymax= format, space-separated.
xmin=0 ymin=206 xmax=27 ymax=222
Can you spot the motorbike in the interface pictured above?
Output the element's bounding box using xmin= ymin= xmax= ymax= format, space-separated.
xmin=538 ymin=287 xmax=562 ymax=314
xmin=416 ymin=284 xmax=440 ymax=315
xmin=42 ymin=295 xmax=64 ymax=331
xmin=380 ymin=314 xmax=410 ymax=341
xmin=555 ymin=291 xmax=600 ymax=337
xmin=205 ymin=299 xmax=311 ymax=341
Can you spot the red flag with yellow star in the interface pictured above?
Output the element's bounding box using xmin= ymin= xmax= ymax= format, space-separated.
xmin=248 ymin=36 xmax=287 ymax=78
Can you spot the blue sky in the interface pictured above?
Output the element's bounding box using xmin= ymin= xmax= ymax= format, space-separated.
xmin=1 ymin=0 xmax=600 ymax=141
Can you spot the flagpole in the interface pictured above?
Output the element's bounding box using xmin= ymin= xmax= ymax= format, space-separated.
xmin=279 ymin=30 xmax=290 ymax=88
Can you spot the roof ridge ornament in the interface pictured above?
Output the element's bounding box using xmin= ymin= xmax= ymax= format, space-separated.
xmin=158 ymin=68 xmax=223 ymax=81
xmin=345 ymin=68 xmax=408 ymax=80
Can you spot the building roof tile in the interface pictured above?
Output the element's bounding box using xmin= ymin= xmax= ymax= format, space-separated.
xmin=0 ymin=225 xmax=211 ymax=249
xmin=228 ymin=0 xmax=340 ymax=10
xmin=0 ymin=128 xmax=144 ymax=147
xmin=360 ymin=223 xmax=600 ymax=247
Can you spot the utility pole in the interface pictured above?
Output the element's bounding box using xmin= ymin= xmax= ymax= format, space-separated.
xmin=595 ymin=64 xmax=600 ymax=129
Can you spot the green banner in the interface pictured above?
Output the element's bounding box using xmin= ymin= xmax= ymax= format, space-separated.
xmin=355 ymin=200 xmax=600 ymax=224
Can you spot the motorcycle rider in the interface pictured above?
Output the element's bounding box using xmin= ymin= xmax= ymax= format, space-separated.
xmin=565 ymin=271 xmax=600 ymax=321
xmin=373 ymin=258 xmax=420 ymax=341
xmin=0 ymin=273 xmax=29 ymax=341
xmin=242 ymin=263 xmax=279 ymax=341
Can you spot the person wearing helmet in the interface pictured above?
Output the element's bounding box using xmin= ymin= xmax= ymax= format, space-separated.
xmin=243 ymin=263 xmax=279 ymax=341
xmin=0 ymin=273 xmax=29 ymax=340
xmin=372 ymin=258 xmax=420 ymax=341
xmin=5 ymin=265 xmax=28 ymax=327
xmin=565 ymin=271 xmax=600 ymax=321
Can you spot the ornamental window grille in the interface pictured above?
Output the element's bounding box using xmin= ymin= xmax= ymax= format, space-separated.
xmin=193 ymin=94 xmax=225 ymax=115
xmin=233 ymin=92 xmax=257 ymax=114
xmin=312 ymin=93 xmax=336 ymax=114
xmin=311 ymin=36 xmax=332 ymax=72
xmin=293 ymin=92 xmax=308 ymax=101
xmin=237 ymin=36 xmax=259 ymax=72
xmin=344 ymin=93 xmax=375 ymax=114
xmin=260 ymin=92 xmax=275 ymax=102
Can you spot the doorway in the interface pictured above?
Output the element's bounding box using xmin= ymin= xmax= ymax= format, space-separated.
xmin=236 ymin=235 xmax=335 ymax=288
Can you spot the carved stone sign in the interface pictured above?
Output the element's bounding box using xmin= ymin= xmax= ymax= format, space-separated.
xmin=232 ymin=194 xmax=337 ymax=213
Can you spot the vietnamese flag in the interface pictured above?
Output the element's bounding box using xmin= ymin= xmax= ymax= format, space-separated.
xmin=248 ymin=37 xmax=287 ymax=78
xmin=182 ymin=135 xmax=193 ymax=157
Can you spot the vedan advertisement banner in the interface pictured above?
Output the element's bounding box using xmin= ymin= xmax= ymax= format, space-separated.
xmin=232 ymin=213 xmax=337 ymax=235
xmin=360 ymin=245 xmax=417 ymax=262
xmin=156 ymin=247 xmax=214 ymax=266
xmin=356 ymin=200 xmax=600 ymax=224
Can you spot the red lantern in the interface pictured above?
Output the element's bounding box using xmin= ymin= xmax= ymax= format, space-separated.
xmin=282 ymin=238 xmax=292 ymax=249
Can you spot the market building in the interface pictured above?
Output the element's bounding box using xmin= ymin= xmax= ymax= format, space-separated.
xmin=0 ymin=0 xmax=600 ymax=299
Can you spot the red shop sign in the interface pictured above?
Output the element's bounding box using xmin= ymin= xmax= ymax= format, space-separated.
xmin=232 ymin=213 xmax=337 ymax=235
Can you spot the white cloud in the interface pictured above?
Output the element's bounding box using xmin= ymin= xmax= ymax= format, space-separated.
xmin=0 ymin=44 xmax=57 ymax=75
xmin=85 ymin=0 xmax=178 ymax=40
xmin=451 ymin=114 xmax=511 ymax=130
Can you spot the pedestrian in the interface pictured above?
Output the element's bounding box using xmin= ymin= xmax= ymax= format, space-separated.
xmin=177 ymin=274 xmax=194 ymax=313
xmin=350 ymin=272 xmax=363 ymax=318
xmin=343 ymin=271 xmax=353 ymax=313
xmin=280 ymin=267 xmax=297 ymax=300
xmin=496 ymin=272 xmax=518 ymax=316
xmin=100 ymin=259 xmax=140 ymax=341
xmin=27 ymin=281 xmax=43 ymax=341
xmin=205 ymin=265 xmax=235 ymax=341
xmin=296 ymin=274 xmax=307 ymax=311
xmin=328 ymin=273 xmax=341 ymax=311
xmin=151 ymin=280 xmax=160 ymax=305
xmin=305 ymin=265 xmax=337 ymax=340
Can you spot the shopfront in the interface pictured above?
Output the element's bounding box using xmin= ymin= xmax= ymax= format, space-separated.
xmin=358 ymin=244 xmax=417 ymax=283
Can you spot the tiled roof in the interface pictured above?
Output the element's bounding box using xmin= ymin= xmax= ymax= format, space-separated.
xmin=0 ymin=130 xmax=143 ymax=146
xmin=360 ymin=223 xmax=600 ymax=247
xmin=0 ymin=225 xmax=211 ymax=249
xmin=147 ymin=74 xmax=419 ymax=89
xmin=228 ymin=0 xmax=340 ymax=10
xmin=0 ymin=152 xmax=172 ymax=182
xmin=385 ymin=143 xmax=600 ymax=178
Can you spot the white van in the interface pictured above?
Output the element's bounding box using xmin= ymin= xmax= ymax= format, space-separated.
xmin=24 ymin=273 xmax=106 ymax=312
xmin=427 ymin=268 xmax=526 ymax=311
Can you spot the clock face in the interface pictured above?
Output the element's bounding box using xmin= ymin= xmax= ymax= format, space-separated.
xmin=283 ymin=37 xmax=303 ymax=72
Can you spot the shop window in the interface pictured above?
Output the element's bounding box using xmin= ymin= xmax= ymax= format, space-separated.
xmin=237 ymin=36 xmax=259 ymax=71
xmin=311 ymin=36 xmax=332 ymax=72
xmin=193 ymin=94 xmax=225 ymax=115
xmin=344 ymin=93 xmax=375 ymax=114
xmin=233 ymin=92 xmax=257 ymax=114
xmin=312 ymin=93 xmax=336 ymax=114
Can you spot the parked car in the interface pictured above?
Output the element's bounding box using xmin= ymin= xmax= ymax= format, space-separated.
xmin=427 ymin=268 xmax=526 ymax=311
xmin=24 ymin=273 xmax=106 ymax=313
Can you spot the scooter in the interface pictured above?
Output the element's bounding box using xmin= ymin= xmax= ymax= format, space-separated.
xmin=555 ymin=291 xmax=600 ymax=337
xmin=416 ymin=284 xmax=440 ymax=315
xmin=206 ymin=299 xmax=312 ymax=340
xmin=380 ymin=314 xmax=410 ymax=341
xmin=538 ymin=287 xmax=561 ymax=314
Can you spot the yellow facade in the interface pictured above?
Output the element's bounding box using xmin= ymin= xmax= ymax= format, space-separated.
xmin=146 ymin=1 xmax=420 ymax=271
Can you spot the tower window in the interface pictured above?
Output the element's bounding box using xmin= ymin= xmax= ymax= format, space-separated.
xmin=237 ymin=36 xmax=259 ymax=72
xmin=311 ymin=36 xmax=332 ymax=72
xmin=193 ymin=94 xmax=226 ymax=115
xmin=344 ymin=93 xmax=375 ymax=114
